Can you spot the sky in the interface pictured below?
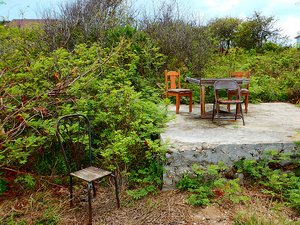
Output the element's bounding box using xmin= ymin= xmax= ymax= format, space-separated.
xmin=0 ymin=0 xmax=300 ymax=43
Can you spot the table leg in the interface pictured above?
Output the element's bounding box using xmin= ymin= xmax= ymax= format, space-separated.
xmin=200 ymin=84 xmax=206 ymax=118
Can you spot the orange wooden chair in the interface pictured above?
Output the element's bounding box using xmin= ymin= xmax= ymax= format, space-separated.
xmin=165 ymin=69 xmax=192 ymax=114
xmin=227 ymin=70 xmax=250 ymax=113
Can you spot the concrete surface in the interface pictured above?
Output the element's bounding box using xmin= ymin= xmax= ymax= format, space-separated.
xmin=161 ymin=103 xmax=300 ymax=189
xmin=161 ymin=103 xmax=300 ymax=144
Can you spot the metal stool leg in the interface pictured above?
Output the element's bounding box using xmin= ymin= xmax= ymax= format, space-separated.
xmin=87 ymin=182 xmax=93 ymax=225
xmin=69 ymin=175 xmax=73 ymax=207
xmin=92 ymin=181 xmax=96 ymax=198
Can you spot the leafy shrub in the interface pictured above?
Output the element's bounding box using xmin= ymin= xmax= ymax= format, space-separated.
xmin=14 ymin=174 xmax=36 ymax=190
xmin=177 ymin=162 xmax=248 ymax=206
xmin=0 ymin=172 xmax=7 ymax=194
xmin=234 ymin=150 xmax=300 ymax=212
xmin=127 ymin=158 xmax=164 ymax=199
xmin=203 ymin=47 xmax=300 ymax=104
xmin=0 ymin=26 xmax=168 ymax=192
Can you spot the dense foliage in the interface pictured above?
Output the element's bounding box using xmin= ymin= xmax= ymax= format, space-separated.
xmin=41 ymin=0 xmax=131 ymax=51
xmin=201 ymin=47 xmax=300 ymax=104
xmin=234 ymin=150 xmax=300 ymax=213
xmin=139 ymin=0 xmax=213 ymax=76
xmin=0 ymin=0 xmax=299 ymax=203
xmin=177 ymin=162 xmax=249 ymax=206
xmin=177 ymin=150 xmax=300 ymax=212
xmin=0 ymin=25 xmax=168 ymax=190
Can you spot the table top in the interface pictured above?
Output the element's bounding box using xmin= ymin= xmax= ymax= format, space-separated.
xmin=186 ymin=77 xmax=249 ymax=85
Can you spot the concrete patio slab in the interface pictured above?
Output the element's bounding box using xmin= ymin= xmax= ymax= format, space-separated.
xmin=161 ymin=103 xmax=300 ymax=189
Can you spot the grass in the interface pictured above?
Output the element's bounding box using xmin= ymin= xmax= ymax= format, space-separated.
xmin=232 ymin=185 xmax=300 ymax=225
xmin=0 ymin=181 xmax=299 ymax=225
xmin=0 ymin=187 xmax=66 ymax=224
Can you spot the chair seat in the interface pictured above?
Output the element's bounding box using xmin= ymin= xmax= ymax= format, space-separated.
xmin=70 ymin=166 xmax=112 ymax=182
xmin=228 ymin=88 xmax=248 ymax=93
xmin=168 ymin=88 xmax=192 ymax=93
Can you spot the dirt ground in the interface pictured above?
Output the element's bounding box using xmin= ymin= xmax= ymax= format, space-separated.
xmin=1 ymin=183 xmax=299 ymax=225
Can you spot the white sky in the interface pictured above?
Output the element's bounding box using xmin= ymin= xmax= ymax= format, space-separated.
xmin=0 ymin=0 xmax=299 ymax=43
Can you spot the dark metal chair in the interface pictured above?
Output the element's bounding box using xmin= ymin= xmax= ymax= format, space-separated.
xmin=56 ymin=114 xmax=120 ymax=225
xmin=212 ymin=79 xmax=245 ymax=126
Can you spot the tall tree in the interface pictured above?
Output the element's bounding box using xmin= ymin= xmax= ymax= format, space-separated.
xmin=208 ymin=17 xmax=241 ymax=50
xmin=235 ymin=11 xmax=281 ymax=50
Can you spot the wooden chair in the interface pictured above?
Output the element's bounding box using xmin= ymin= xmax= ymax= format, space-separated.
xmin=164 ymin=69 xmax=192 ymax=114
xmin=56 ymin=114 xmax=120 ymax=225
xmin=212 ymin=79 xmax=245 ymax=125
xmin=227 ymin=70 xmax=250 ymax=113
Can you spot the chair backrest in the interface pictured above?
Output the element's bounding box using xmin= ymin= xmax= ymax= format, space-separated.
xmin=165 ymin=70 xmax=181 ymax=92
xmin=230 ymin=70 xmax=250 ymax=89
xmin=214 ymin=79 xmax=241 ymax=100
xmin=56 ymin=114 xmax=92 ymax=173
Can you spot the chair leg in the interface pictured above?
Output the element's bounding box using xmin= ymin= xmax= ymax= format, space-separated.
xmin=69 ymin=175 xmax=73 ymax=207
xmin=87 ymin=182 xmax=93 ymax=225
xmin=245 ymin=95 xmax=249 ymax=113
xmin=189 ymin=93 xmax=192 ymax=112
xmin=235 ymin=104 xmax=238 ymax=121
xmin=92 ymin=181 xmax=96 ymax=198
xmin=216 ymin=103 xmax=220 ymax=124
xmin=240 ymin=103 xmax=245 ymax=126
xmin=176 ymin=95 xmax=180 ymax=114
xmin=212 ymin=102 xmax=215 ymax=122
xmin=112 ymin=174 xmax=120 ymax=208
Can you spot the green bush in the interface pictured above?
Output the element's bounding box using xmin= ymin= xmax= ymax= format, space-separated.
xmin=14 ymin=174 xmax=36 ymax=190
xmin=0 ymin=26 xmax=168 ymax=191
xmin=202 ymin=47 xmax=300 ymax=104
xmin=1 ymin=17 xmax=300 ymax=200
xmin=127 ymin=158 xmax=164 ymax=199
xmin=0 ymin=172 xmax=7 ymax=194
xmin=177 ymin=162 xmax=249 ymax=206
xmin=234 ymin=150 xmax=300 ymax=212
